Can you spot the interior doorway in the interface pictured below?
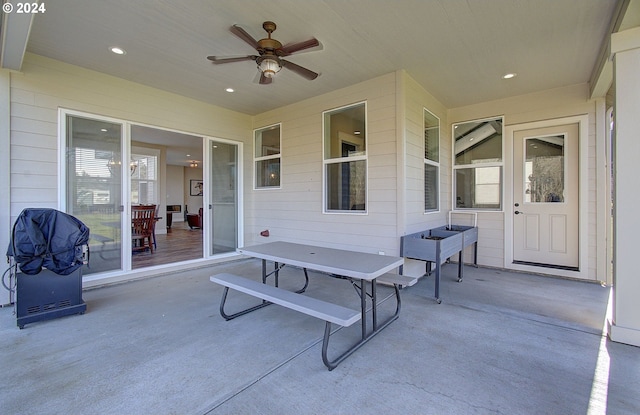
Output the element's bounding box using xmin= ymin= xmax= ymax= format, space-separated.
xmin=130 ymin=125 xmax=204 ymax=269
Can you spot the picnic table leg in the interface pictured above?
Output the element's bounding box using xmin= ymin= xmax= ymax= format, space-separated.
xmin=321 ymin=281 xmax=402 ymax=371
xmin=218 ymin=286 xmax=272 ymax=320
xmin=371 ymin=279 xmax=377 ymax=330
xmin=435 ymin=261 xmax=442 ymax=304
xmin=297 ymin=268 xmax=310 ymax=294
xmin=360 ymin=279 xmax=367 ymax=339
xmin=261 ymin=259 xmax=308 ymax=293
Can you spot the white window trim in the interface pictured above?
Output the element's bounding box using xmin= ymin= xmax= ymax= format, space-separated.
xmin=424 ymin=108 xmax=440 ymax=214
xmin=452 ymin=116 xmax=505 ymax=212
xmin=253 ymin=123 xmax=282 ymax=190
xmin=322 ymin=101 xmax=368 ymax=214
xmin=131 ymin=146 xmax=160 ymax=205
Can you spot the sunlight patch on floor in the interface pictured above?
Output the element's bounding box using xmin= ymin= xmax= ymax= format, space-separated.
xmin=587 ymin=287 xmax=613 ymax=415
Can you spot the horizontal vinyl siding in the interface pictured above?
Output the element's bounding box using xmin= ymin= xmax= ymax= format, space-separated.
xmin=8 ymin=53 xmax=251 ymax=226
xmin=9 ymin=86 xmax=58 ymax=215
xmin=449 ymin=83 xmax=598 ymax=279
xmin=402 ymin=72 xmax=449 ymax=235
xmin=248 ymin=73 xmax=399 ymax=255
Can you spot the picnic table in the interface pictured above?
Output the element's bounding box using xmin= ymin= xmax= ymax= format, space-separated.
xmin=210 ymin=241 xmax=415 ymax=370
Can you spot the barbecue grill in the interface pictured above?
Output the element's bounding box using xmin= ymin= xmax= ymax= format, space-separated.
xmin=5 ymin=208 xmax=89 ymax=328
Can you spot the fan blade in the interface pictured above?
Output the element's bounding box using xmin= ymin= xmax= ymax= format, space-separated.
xmin=230 ymin=24 xmax=259 ymax=50
xmin=280 ymin=38 xmax=320 ymax=55
xmin=207 ymin=55 xmax=257 ymax=64
xmin=281 ymin=59 xmax=319 ymax=80
xmin=259 ymin=72 xmax=273 ymax=85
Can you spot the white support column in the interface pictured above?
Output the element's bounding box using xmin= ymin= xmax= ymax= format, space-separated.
xmin=0 ymin=70 xmax=10 ymax=274
xmin=610 ymin=27 xmax=640 ymax=347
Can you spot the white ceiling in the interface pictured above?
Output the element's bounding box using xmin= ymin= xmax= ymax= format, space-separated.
xmin=6 ymin=0 xmax=637 ymax=165
xmin=24 ymin=0 xmax=623 ymax=116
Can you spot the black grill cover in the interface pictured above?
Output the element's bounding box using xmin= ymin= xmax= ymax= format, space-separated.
xmin=7 ymin=208 xmax=90 ymax=275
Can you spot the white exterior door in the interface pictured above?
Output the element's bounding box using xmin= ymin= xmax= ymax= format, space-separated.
xmin=512 ymin=123 xmax=579 ymax=270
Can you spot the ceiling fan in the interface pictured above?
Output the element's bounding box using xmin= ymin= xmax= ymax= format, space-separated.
xmin=207 ymin=21 xmax=320 ymax=84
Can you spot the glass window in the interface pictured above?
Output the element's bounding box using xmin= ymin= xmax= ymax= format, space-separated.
xmin=131 ymin=148 xmax=159 ymax=205
xmin=524 ymin=135 xmax=565 ymax=203
xmin=453 ymin=117 xmax=503 ymax=210
xmin=323 ymin=102 xmax=367 ymax=212
xmin=254 ymin=124 xmax=281 ymax=188
xmin=424 ymin=109 xmax=440 ymax=212
xmin=65 ymin=114 xmax=123 ymax=274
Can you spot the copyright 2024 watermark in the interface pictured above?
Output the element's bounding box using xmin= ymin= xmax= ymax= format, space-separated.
xmin=2 ymin=2 xmax=47 ymax=14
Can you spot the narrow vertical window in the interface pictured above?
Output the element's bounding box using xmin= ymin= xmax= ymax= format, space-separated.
xmin=323 ymin=102 xmax=367 ymax=212
xmin=424 ymin=109 xmax=440 ymax=212
xmin=254 ymin=124 xmax=281 ymax=189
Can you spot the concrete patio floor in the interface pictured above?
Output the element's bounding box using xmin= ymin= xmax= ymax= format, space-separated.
xmin=1 ymin=258 xmax=638 ymax=415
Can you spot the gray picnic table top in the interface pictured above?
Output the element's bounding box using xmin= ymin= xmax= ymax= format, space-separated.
xmin=238 ymin=241 xmax=403 ymax=281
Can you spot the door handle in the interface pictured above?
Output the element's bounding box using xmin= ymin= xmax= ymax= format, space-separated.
xmin=515 ymin=210 xmax=523 ymax=215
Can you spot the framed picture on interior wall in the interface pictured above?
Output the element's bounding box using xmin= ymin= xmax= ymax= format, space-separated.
xmin=190 ymin=180 xmax=203 ymax=196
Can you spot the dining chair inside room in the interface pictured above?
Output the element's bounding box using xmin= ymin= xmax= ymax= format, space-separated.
xmin=132 ymin=205 xmax=156 ymax=253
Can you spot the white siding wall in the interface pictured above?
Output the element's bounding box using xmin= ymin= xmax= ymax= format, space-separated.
xmin=4 ymin=54 xmax=604 ymax=283
xmin=7 ymin=53 xmax=251 ymax=227
xmin=1 ymin=71 xmax=10 ymax=292
xmin=401 ymin=72 xmax=452 ymax=277
xmin=448 ymin=83 xmax=601 ymax=279
xmin=402 ymin=71 xmax=450 ymax=233
xmin=248 ymin=73 xmax=399 ymax=255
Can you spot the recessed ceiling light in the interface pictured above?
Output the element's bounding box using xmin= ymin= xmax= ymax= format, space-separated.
xmin=502 ymin=73 xmax=516 ymax=79
xmin=225 ymin=88 xmax=234 ymax=93
xmin=110 ymin=47 xmax=126 ymax=55
xmin=100 ymin=128 xmax=108 ymax=132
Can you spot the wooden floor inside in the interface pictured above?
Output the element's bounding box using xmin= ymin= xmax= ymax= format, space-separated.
xmin=132 ymin=221 xmax=203 ymax=269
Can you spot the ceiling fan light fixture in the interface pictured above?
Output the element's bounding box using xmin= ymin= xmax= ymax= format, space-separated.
xmin=258 ymin=58 xmax=281 ymax=78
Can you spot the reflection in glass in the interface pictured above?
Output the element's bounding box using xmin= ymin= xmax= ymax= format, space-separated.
xmin=425 ymin=164 xmax=438 ymax=211
xmin=424 ymin=110 xmax=439 ymax=162
xmin=453 ymin=117 xmax=503 ymax=210
xmin=323 ymin=102 xmax=367 ymax=212
xmin=254 ymin=125 xmax=280 ymax=157
xmin=525 ymin=135 xmax=565 ymax=203
xmin=456 ymin=167 xmax=502 ymax=209
xmin=454 ymin=119 xmax=502 ymax=165
xmin=66 ymin=115 xmax=122 ymax=274
xmin=254 ymin=124 xmax=281 ymax=188
xmin=323 ymin=103 xmax=366 ymax=160
xmin=256 ymin=159 xmax=280 ymax=188
xmin=211 ymin=141 xmax=238 ymax=254
xmin=424 ymin=108 xmax=440 ymax=212
xmin=326 ymin=160 xmax=366 ymax=211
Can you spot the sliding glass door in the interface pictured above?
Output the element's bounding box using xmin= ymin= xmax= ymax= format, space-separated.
xmin=208 ymin=139 xmax=239 ymax=255
xmin=63 ymin=111 xmax=242 ymax=277
xmin=64 ymin=114 xmax=124 ymax=274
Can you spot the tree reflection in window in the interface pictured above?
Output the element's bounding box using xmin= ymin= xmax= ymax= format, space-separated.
xmin=525 ymin=135 xmax=565 ymax=203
